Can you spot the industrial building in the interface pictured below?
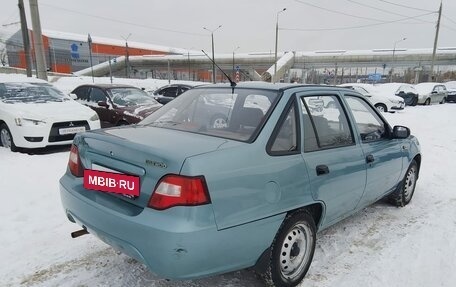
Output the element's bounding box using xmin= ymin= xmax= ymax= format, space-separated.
xmin=4 ymin=29 xmax=456 ymax=83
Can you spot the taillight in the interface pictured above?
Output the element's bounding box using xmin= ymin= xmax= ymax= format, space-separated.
xmin=68 ymin=144 xmax=84 ymax=177
xmin=148 ymin=175 xmax=211 ymax=210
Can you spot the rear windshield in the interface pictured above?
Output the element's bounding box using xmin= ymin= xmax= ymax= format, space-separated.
xmin=0 ymin=82 xmax=69 ymax=103
xmin=140 ymin=87 xmax=279 ymax=142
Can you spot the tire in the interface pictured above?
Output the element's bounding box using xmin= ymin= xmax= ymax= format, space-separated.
xmin=389 ymin=160 xmax=418 ymax=207
xmin=439 ymin=97 xmax=446 ymax=104
xmin=0 ymin=123 xmax=18 ymax=152
xmin=263 ymin=210 xmax=316 ymax=287
xmin=210 ymin=114 xmax=228 ymax=129
xmin=374 ymin=103 xmax=387 ymax=113
xmin=425 ymin=98 xmax=431 ymax=105
xmin=411 ymin=98 xmax=418 ymax=106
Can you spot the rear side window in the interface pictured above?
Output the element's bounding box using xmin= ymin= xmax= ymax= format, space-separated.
xmin=345 ymin=96 xmax=388 ymax=142
xmin=268 ymin=101 xmax=299 ymax=155
xmin=300 ymin=95 xmax=354 ymax=152
xmin=73 ymin=86 xmax=90 ymax=101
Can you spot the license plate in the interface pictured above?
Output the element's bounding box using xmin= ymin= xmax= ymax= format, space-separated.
xmin=59 ymin=126 xmax=86 ymax=135
xmin=83 ymin=169 xmax=140 ymax=197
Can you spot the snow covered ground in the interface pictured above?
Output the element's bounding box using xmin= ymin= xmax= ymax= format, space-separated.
xmin=1 ymin=99 xmax=456 ymax=286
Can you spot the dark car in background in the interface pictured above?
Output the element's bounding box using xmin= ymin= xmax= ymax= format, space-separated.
xmin=71 ymin=84 xmax=162 ymax=128
xmin=152 ymin=84 xmax=202 ymax=105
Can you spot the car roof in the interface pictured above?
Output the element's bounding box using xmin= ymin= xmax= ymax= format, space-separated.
xmin=75 ymin=84 xmax=137 ymax=89
xmin=193 ymin=81 xmax=337 ymax=92
xmin=0 ymin=74 xmax=48 ymax=84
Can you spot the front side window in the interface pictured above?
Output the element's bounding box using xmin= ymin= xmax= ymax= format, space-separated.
xmin=301 ymin=95 xmax=354 ymax=151
xmin=141 ymin=88 xmax=279 ymax=142
xmin=345 ymin=96 xmax=387 ymax=142
xmin=89 ymin=88 xmax=106 ymax=103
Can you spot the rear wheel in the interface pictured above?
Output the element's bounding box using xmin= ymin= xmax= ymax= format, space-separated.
xmin=440 ymin=97 xmax=446 ymax=104
xmin=389 ymin=160 xmax=418 ymax=207
xmin=0 ymin=124 xmax=18 ymax=152
xmin=210 ymin=114 xmax=228 ymax=129
xmin=263 ymin=210 xmax=316 ymax=287
xmin=374 ymin=103 xmax=387 ymax=112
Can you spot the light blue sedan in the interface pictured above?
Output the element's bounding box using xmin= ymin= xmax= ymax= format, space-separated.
xmin=60 ymin=82 xmax=421 ymax=287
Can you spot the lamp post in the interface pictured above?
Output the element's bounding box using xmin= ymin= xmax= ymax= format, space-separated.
xmin=274 ymin=8 xmax=286 ymax=83
xmin=87 ymin=33 xmax=94 ymax=83
xmin=390 ymin=37 xmax=406 ymax=83
xmin=232 ymin=46 xmax=240 ymax=79
xmin=121 ymin=33 xmax=132 ymax=78
xmin=203 ymin=25 xmax=222 ymax=83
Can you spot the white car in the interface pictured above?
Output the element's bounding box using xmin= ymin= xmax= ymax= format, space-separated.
xmin=0 ymin=76 xmax=100 ymax=151
xmin=415 ymin=82 xmax=448 ymax=105
xmin=339 ymin=83 xmax=405 ymax=112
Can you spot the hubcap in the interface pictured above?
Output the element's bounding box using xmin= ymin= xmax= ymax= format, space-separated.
xmin=212 ymin=118 xmax=227 ymax=129
xmin=279 ymin=223 xmax=313 ymax=280
xmin=404 ymin=166 xmax=417 ymax=202
xmin=376 ymin=105 xmax=385 ymax=112
xmin=1 ymin=128 xmax=12 ymax=148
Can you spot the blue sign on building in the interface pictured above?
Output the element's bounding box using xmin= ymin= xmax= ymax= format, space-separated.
xmin=71 ymin=43 xmax=80 ymax=59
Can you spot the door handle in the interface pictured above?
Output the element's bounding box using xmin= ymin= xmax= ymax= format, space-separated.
xmin=316 ymin=165 xmax=329 ymax=176
xmin=366 ymin=154 xmax=375 ymax=163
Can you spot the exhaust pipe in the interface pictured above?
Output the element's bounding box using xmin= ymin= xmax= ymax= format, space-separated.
xmin=71 ymin=229 xmax=89 ymax=238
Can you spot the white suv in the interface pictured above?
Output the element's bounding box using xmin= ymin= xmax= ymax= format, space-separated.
xmin=0 ymin=75 xmax=100 ymax=152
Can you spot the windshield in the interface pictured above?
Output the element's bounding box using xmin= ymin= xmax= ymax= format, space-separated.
xmin=0 ymin=82 xmax=69 ymax=104
xmin=141 ymin=87 xmax=279 ymax=142
xmin=109 ymin=87 xmax=159 ymax=106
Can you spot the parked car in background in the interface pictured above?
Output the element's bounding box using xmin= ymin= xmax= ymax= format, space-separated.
xmin=444 ymin=81 xmax=456 ymax=103
xmin=60 ymin=82 xmax=421 ymax=287
xmin=415 ymin=82 xmax=448 ymax=105
xmin=71 ymin=84 xmax=162 ymax=127
xmin=152 ymin=83 xmax=203 ymax=105
xmin=0 ymin=76 xmax=100 ymax=152
xmin=339 ymin=83 xmax=405 ymax=112
xmin=376 ymin=83 xmax=419 ymax=106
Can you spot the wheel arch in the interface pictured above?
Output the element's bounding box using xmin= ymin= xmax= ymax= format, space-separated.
xmin=413 ymin=154 xmax=422 ymax=177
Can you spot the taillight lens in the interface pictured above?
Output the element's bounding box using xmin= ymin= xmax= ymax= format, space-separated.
xmin=148 ymin=175 xmax=211 ymax=210
xmin=68 ymin=144 xmax=84 ymax=177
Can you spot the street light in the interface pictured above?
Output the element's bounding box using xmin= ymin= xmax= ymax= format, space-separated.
xmin=390 ymin=37 xmax=407 ymax=83
xmin=274 ymin=8 xmax=286 ymax=83
xmin=232 ymin=46 xmax=240 ymax=80
xmin=87 ymin=33 xmax=94 ymax=83
xmin=121 ymin=33 xmax=132 ymax=78
xmin=203 ymin=25 xmax=222 ymax=83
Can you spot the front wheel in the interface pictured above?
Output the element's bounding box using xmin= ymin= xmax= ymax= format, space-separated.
xmin=425 ymin=98 xmax=431 ymax=105
xmin=0 ymin=123 xmax=18 ymax=152
xmin=389 ymin=160 xmax=418 ymax=207
xmin=375 ymin=103 xmax=387 ymax=113
xmin=264 ymin=210 xmax=316 ymax=287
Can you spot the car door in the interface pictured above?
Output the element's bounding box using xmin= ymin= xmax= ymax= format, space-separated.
xmin=88 ymin=87 xmax=112 ymax=127
xmin=298 ymin=91 xmax=367 ymax=226
xmin=431 ymin=85 xmax=445 ymax=103
xmin=344 ymin=94 xmax=405 ymax=206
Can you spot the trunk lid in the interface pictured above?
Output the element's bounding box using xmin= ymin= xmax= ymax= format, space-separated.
xmin=77 ymin=125 xmax=227 ymax=208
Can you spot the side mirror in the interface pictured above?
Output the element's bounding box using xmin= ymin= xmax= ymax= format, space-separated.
xmin=69 ymin=93 xmax=77 ymax=100
xmin=97 ymin=101 xmax=109 ymax=108
xmin=393 ymin=125 xmax=410 ymax=139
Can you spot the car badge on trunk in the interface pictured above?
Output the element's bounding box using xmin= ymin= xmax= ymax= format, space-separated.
xmin=146 ymin=160 xmax=167 ymax=169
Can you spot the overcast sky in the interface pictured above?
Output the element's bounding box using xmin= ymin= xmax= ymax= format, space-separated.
xmin=1 ymin=0 xmax=455 ymax=54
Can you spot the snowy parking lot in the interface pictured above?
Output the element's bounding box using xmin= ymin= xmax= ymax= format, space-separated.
xmin=1 ymin=104 xmax=456 ymax=287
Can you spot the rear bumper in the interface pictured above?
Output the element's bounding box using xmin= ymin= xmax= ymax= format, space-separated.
xmin=59 ymin=174 xmax=282 ymax=279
